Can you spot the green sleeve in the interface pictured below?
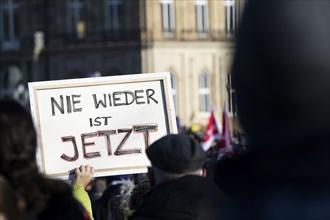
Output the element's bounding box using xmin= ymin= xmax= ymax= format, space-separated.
xmin=72 ymin=184 xmax=94 ymax=220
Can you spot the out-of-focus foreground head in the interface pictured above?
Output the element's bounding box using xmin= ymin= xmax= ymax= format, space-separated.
xmin=0 ymin=99 xmax=40 ymax=211
xmin=233 ymin=0 xmax=329 ymax=145
xmin=0 ymin=99 xmax=38 ymax=174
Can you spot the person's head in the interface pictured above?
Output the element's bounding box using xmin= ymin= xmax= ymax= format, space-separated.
xmin=0 ymin=101 xmax=100 ymax=219
xmin=233 ymin=0 xmax=329 ymax=147
xmin=99 ymin=183 xmax=122 ymax=205
xmin=107 ymin=180 xmax=134 ymax=220
xmin=0 ymin=99 xmax=38 ymax=176
xmin=0 ymin=99 xmax=44 ymax=211
xmin=146 ymin=134 xmax=206 ymax=185
xmin=92 ymin=177 xmax=108 ymax=199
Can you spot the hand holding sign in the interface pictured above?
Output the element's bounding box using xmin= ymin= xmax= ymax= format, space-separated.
xmin=72 ymin=165 xmax=95 ymax=189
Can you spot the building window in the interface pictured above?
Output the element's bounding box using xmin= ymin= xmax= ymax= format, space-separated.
xmin=227 ymin=72 xmax=237 ymax=115
xmin=0 ymin=0 xmax=19 ymax=50
xmin=170 ymin=73 xmax=178 ymax=114
xmin=66 ymin=0 xmax=86 ymax=39
xmin=195 ymin=0 xmax=208 ymax=33
xmin=225 ymin=0 xmax=235 ymax=34
xmin=104 ymin=0 xmax=122 ymax=39
xmin=160 ymin=0 xmax=175 ymax=34
xmin=199 ymin=73 xmax=211 ymax=113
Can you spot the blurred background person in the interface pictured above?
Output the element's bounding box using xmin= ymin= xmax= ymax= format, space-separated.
xmin=93 ymin=182 xmax=122 ymax=220
xmin=92 ymin=178 xmax=134 ymax=220
xmin=107 ymin=180 xmax=134 ymax=220
xmin=108 ymin=195 xmax=130 ymax=220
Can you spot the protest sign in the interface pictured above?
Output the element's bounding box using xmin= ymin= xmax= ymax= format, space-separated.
xmin=28 ymin=72 xmax=177 ymax=179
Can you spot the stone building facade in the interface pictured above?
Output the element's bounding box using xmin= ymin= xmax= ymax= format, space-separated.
xmin=0 ymin=0 xmax=246 ymax=127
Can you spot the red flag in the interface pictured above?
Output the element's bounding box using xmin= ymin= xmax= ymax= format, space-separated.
xmin=219 ymin=103 xmax=234 ymax=155
xmin=201 ymin=108 xmax=222 ymax=151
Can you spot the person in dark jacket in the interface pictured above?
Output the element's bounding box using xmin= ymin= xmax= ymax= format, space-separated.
xmin=130 ymin=134 xmax=227 ymax=220
xmin=0 ymin=99 xmax=90 ymax=220
xmin=214 ymin=0 xmax=330 ymax=219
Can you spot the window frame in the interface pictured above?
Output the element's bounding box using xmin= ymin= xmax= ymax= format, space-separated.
xmin=195 ymin=0 xmax=209 ymax=34
xmin=66 ymin=0 xmax=86 ymax=40
xmin=0 ymin=0 xmax=20 ymax=50
xmin=104 ymin=0 xmax=122 ymax=39
xmin=199 ymin=72 xmax=211 ymax=113
xmin=170 ymin=73 xmax=178 ymax=114
xmin=225 ymin=0 xmax=235 ymax=34
xmin=227 ymin=71 xmax=237 ymax=116
xmin=160 ymin=0 xmax=175 ymax=35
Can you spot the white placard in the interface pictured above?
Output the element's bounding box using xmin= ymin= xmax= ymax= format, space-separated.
xmin=29 ymin=72 xmax=177 ymax=179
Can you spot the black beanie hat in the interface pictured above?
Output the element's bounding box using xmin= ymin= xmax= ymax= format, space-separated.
xmin=146 ymin=134 xmax=206 ymax=174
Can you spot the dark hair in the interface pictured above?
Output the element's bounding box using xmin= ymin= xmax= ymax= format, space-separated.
xmin=129 ymin=179 xmax=150 ymax=210
xmin=0 ymin=99 xmax=50 ymax=211
xmin=202 ymin=158 xmax=217 ymax=181
xmin=0 ymin=175 xmax=18 ymax=220
xmin=108 ymin=194 xmax=130 ymax=220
